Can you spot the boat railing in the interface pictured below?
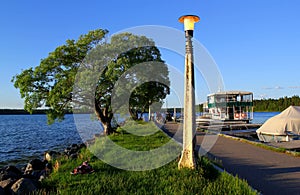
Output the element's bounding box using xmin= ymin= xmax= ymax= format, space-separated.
xmin=208 ymin=102 xmax=253 ymax=108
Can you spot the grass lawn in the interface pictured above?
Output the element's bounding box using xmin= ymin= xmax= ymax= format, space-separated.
xmin=41 ymin=121 xmax=258 ymax=195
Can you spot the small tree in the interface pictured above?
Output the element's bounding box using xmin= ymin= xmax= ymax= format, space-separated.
xmin=12 ymin=29 xmax=170 ymax=135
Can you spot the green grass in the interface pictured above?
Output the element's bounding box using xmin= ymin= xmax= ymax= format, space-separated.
xmin=109 ymin=120 xmax=174 ymax=150
xmin=41 ymin=122 xmax=258 ymax=195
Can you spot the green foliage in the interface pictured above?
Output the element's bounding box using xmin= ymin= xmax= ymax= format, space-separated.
xmin=254 ymin=95 xmax=300 ymax=112
xmin=41 ymin=123 xmax=257 ymax=195
xmin=12 ymin=29 xmax=108 ymax=123
xmin=12 ymin=29 xmax=170 ymax=134
xmin=75 ymin=32 xmax=170 ymax=133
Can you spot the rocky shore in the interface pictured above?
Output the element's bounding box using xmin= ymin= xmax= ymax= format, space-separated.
xmin=0 ymin=142 xmax=86 ymax=194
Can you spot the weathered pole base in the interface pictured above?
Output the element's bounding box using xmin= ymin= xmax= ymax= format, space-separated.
xmin=178 ymin=149 xmax=196 ymax=169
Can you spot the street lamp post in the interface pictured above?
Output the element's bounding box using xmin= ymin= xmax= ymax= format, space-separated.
xmin=178 ymin=15 xmax=200 ymax=169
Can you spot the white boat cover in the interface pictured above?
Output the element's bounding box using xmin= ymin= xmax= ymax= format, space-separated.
xmin=256 ymin=106 xmax=300 ymax=136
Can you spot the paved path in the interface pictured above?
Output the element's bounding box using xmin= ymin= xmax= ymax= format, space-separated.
xmin=163 ymin=122 xmax=300 ymax=195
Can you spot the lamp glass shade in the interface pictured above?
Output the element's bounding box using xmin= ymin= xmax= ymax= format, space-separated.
xmin=179 ymin=15 xmax=200 ymax=31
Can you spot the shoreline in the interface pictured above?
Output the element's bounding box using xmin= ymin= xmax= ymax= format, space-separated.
xmin=0 ymin=109 xmax=54 ymax=115
xmin=0 ymin=135 xmax=95 ymax=168
xmin=0 ymin=141 xmax=87 ymax=194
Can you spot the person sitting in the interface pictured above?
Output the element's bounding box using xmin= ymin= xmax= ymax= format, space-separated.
xmin=71 ymin=161 xmax=94 ymax=175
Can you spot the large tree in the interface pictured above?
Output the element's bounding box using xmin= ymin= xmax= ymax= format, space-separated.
xmin=12 ymin=29 xmax=170 ymax=135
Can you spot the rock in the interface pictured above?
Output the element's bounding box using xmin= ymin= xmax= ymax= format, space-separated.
xmin=0 ymin=167 xmax=21 ymax=181
xmin=71 ymin=144 xmax=79 ymax=149
xmin=94 ymin=133 xmax=101 ymax=138
xmin=69 ymin=153 xmax=78 ymax=159
xmin=24 ymin=164 xmax=33 ymax=175
xmin=54 ymin=160 xmax=60 ymax=172
xmin=44 ymin=151 xmax=60 ymax=162
xmin=0 ymin=178 xmax=15 ymax=190
xmin=5 ymin=166 xmax=22 ymax=176
xmin=21 ymin=174 xmax=36 ymax=180
xmin=29 ymin=159 xmax=45 ymax=171
xmin=85 ymin=138 xmax=95 ymax=146
xmin=39 ymin=175 xmax=45 ymax=182
xmin=25 ymin=159 xmax=45 ymax=174
xmin=64 ymin=147 xmax=71 ymax=154
xmin=79 ymin=143 xmax=87 ymax=149
xmin=0 ymin=187 xmax=5 ymax=195
xmin=70 ymin=148 xmax=78 ymax=154
xmin=32 ymin=170 xmax=47 ymax=182
xmin=64 ymin=144 xmax=82 ymax=157
xmin=45 ymin=162 xmax=52 ymax=174
xmin=10 ymin=178 xmax=38 ymax=194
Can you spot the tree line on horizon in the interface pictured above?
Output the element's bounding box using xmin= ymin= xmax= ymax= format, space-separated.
xmin=195 ymin=95 xmax=300 ymax=113
xmin=253 ymin=95 xmax=300 ymax=112
xmin=3 ymin=95 xmax=299 ymax=115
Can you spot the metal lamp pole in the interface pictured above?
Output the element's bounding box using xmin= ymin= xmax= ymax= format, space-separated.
xmin=178 ymin=15 xmax=200 ymax=169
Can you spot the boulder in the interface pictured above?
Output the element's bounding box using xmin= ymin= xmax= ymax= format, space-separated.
xmin=5 ymin=166 xmax=22 ymax=176
xmin=45 ymin=162 xmax=52 ymax=174
xmin=94 ymin=133 xmax=101 ymax=138
xmin=71 ymin=143 xmax=79 ymax=149
xmin=64 ymin=144 xmax=81 ymax=157
xmin=32 ymin=170 xmax=47 ymax=182
xmin=79 ymin=143 xmax=87 ymax=149
xmin=0 ymin=178 xmax=15 ymax=190
xmin=64 ymin=147 xmax=71 ymax=154
xmin=29 ymin=159 xmax=45 ymax=171
xmin=64 ymin=147 xmax=76 ymax=156
xmin=24 ymin=159 xmax=45 ymax=174
xmin=11 ymin=178 xmax=38 ymax=194
xmin=85 ymin=138 xmax=95 ymax=146
xmin=69 ymin=153 xmax=78 ymax=159
xmin=0 ymin=187 xmax=5 ymax=195
xmin=0 ymin=166 xmax=21 ymax=181
xmin=44 ymin=151 xmax=60 ymax=162
xmin=54 ymin=160 xmax=60 ymax=172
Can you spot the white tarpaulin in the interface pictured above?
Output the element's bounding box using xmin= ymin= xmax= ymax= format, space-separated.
xmin=257 ymin=106 xmax=300 ymax=136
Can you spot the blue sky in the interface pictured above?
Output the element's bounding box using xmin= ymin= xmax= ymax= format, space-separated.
xmin=1 ymin=0 xmax=300 ymax=108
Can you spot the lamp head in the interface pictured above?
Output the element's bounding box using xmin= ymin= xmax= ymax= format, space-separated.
xmin=179 ymin=15 xmax=200 ymax=37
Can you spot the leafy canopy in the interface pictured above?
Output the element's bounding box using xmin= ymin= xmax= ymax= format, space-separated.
xmin=12 ymin=29 xmax=108 ymax=123
xmin=13 ymin=29 xmax=170 ymax=130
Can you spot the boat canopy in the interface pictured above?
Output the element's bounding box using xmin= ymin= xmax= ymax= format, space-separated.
xmin=257 ymin=106 xmax=300 ymax=136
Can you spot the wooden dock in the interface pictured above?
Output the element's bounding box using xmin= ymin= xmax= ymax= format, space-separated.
xmin=196 ymin=119 xmax=261 ymax=131
xmin=175 ymin=118 xmax=262 ymax=131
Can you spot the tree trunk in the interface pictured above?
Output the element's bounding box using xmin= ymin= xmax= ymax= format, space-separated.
xmin=129 ymin=108 xmax=138 ymax=120
xmin=102 ymin=120 xmax=113 ymax=135
xmin=94 ymin=104 xmax=114 ymax=135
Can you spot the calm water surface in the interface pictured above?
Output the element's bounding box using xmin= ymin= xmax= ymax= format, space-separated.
xmin=0 ymin=114 xmax=101 ymax=167
xmin=252 ymin=112 xmax=280 ymax=124
xmin=0 ymin=112 xmax=277 ymax=167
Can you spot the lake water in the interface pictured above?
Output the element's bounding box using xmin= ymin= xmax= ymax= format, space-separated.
xmin=0 ymin=114 xmax=101 ymax=167
xmin=252 ymin=112 xmax=280 ymax=124
xmin=0 ymin=112 xmax=278 ymax=167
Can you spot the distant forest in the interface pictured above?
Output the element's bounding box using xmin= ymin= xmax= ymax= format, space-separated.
xmin=253 ymin=95 xmax=300 ymax=112
xmin=0 ymin=109 xmax=47 ymax=115
xmin=0 ymin=109 xmax=73 ymax=115
xmin=1 ymin=96 xmax=300 ymax=114
xmin=196 ymin=95 xmax=300 ymax=113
